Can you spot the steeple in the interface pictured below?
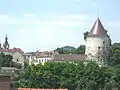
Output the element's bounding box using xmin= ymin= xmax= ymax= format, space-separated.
xmin=5 ymin=34 xmax=8 ymax=42
xmin=87 ymin=18 xmax=108 ymax=37
xmin=3 ymin=34 xmax=9 ymax=49
xmin=0 ymin=42 xmax=1 ymax=49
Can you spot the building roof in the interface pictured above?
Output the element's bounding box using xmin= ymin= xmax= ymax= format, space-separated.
xmin=0 ymin=48 xmax=24 ymax=54
xmin=53 ymin=54 xmax=85 ymax=61
xmin=88 ymin=18 xmax=109 ymax=37
xmin=24 ymin=51 xmax=59 ymax=57
xmin=24 ymin=52 xmax=36 ymax=56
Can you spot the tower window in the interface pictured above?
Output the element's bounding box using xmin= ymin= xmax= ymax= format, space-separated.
xmin=98 ymin=46 xmax=100 ymax=49
xmin=17 ymin=59 xmax=19 ymax=62
xmin=103 ymin=41 xmax=105 ymax=44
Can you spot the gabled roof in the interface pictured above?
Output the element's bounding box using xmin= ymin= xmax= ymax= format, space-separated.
xmin=24 ymin=52 xmax=36 ymax=56
xmin=0 ymin=48 xmax=24 ymax=54
xmin=87 ymin=18 xmax=109 ymax=37
xmin=53 ymin=54 xmax=85 ymax=61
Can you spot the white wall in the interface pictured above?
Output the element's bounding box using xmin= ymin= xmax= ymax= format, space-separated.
xmin=38 ymin=57 xmax=51 ymax=65
xmin=12 ymin=51 xmax=24 ymax=67
xmin=85 ymin=36 xmax=111 ymax=64
xmin=28 ymin=57 xmax=52 ymax=65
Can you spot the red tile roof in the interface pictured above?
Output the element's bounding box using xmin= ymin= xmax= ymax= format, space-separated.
xmin=0 ymin=48 xmax=24 ymax=54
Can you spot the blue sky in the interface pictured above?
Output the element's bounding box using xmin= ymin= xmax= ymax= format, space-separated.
xmin=0 ymin=0 xmax=120 ymax=52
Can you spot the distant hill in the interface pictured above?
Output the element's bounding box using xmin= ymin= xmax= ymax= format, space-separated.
xmin=55 ymin=45 xmax=85 ymax=54
xmin=61 ymin=46 xmax=76 ymax=51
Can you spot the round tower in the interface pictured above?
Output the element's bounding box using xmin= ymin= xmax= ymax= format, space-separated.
xmin=85 ymin=18 xmax=111 ymax=65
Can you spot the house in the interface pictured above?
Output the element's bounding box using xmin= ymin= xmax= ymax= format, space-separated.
xmin=24 ymin=51 xmax=59 ymax=65
xmin=0 ymin=48 xmax=24 ymax=67
xmin=0 ymin=35 xmax=24 ymax=67
xmin=23 ymin=52 xmax=36 ymax=65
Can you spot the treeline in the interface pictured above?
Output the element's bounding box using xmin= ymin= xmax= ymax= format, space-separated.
xmin=12 ymin=42 xmax=120 ymax=90
xmin=55 ymin=45 xmax=85 ymax=54
xmin=13 ymin=61 xmax=120 ymax=90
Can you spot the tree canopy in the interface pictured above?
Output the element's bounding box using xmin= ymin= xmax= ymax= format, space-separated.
xmin=107 ymin=43 xmax=120 ymax=66
xmin=83 ymin=31 xmax=89 ymax=41
xmin=0 ymin=52 xmax=22 ymax=69
xmin=13 ymin=61 xmax=120 ymax=90
xmin=55 ymin=45 xmax=85 ymax=54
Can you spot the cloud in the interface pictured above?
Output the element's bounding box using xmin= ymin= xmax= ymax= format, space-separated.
xmin=14 ymin=28 xmax=83 ymax=52
xmin=0 ymin=13 xmax=88 ymax=26
xmin=0 ymin=14 xmax=10 ymax=24
xmin=59 ymin=14 xmax=88 ymax=20
xmin=12 ymin=25 xmax=84 ymax=52
xmin=23 ymin=13 xmax=36 ymax=18
xmin=0 ymin=13 xmax=88 ymax=52
xmin=0 ymin=13 xmax=9 ymax=18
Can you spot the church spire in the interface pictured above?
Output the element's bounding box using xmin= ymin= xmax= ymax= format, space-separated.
xmin=3 ymin=34 xmax=9 ymax=49
xmin=5 ymin=34 xmax=8 ymax=42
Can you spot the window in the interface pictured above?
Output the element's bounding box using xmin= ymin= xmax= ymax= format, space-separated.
xmin=103 ymin=41 xmax=105 ymax=44
xmin=17 ymin=59 xmax=19 ymax=62
xmin=98 ymin=46 xmax=100 ymax=49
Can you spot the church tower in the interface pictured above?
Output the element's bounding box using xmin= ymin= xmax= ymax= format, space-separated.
xmin=85 ymin=18 xmax=111 ymax=65
xmin=3 ymin=34 xmax=9 ymax=49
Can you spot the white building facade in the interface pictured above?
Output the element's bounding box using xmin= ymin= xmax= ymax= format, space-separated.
xmin=24 ymin=51 xmax=58 ymax=65
xmin=85 ymin=18 xmax=111 ymax=65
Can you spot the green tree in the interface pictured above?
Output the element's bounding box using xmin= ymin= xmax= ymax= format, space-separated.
xmin=107 ymin=43 xmax=120 ymax=66
xmin=55 ymin=48 xmax=65 ymax=54
xmin=0 ymin=52 xmax=13 ymax=67
xmin=13 ymin=62 xmax=77 ymax=89
xmin=13 ymin=61 xmax=119 ymax=90
xmin=55 ymin=45 xmax=86 ymax=54
xmin=0 ymin=52 xmax=22 ymax=69
xmin=75 ymin=45 xmax=85 ymax=54
xmin=83 ymin=31 xmax=89 ymax=41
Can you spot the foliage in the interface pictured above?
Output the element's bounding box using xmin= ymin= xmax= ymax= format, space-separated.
xmin=55 ymin=48 xmax=66 ymax=54
xmin=0 ymin=52 xmax=22 ymax=69
xmin=24 ymin=61 xmax=29 ymax=69
xmin=107 ymin=43 xmax=120 ymax=66
xmin=75 ymin=45 xmax=85 ymax=54
xmin=61 ymin=46 xmax=76 ymax=51
xmin=55 ymin=45 xmax=85 ymax=54
xmin=0 ymin=52 xmax=12 ymax=67
xmin=13 ymin=61 xmax=120 ymax=90
xmin=83 ymin=31 xmax=89 ymax=41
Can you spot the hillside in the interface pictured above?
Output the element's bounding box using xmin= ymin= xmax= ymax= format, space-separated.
xmin=61 ymin=46 xmax=76 ymax=51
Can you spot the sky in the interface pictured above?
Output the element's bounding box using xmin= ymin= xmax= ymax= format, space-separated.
xmin=0 ymin=0 xmax=120 ymax=52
